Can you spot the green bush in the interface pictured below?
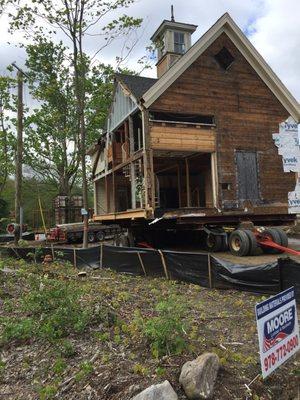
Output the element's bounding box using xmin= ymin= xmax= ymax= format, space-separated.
xmin=142 ymin=296 xmax=189 ymax=358
xmin=1 ymin=318 xmax=35 ymax=344
xmin=1 ymin=277 xmax=97 ymax=345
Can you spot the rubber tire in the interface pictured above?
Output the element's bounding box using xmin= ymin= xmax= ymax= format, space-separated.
xmin=96 ymin=231 xmax=105 ymax=242
xmin=243 ymin=229 xmax=259 ymax=256
xmin=88 ymin=232 xmax=95 ymax=243
xmin=205 ymin=234 xmax=223 ymax=252
xmin=261 ymin=228 xmax=281 ymax=254
xmin=229 ymin=230 xmax=250 ymax=257
xmin=273 ymin=227 xmax=288 ymax=248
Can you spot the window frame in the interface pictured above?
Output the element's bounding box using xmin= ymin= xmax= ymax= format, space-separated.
xmin=173 ymin=31 xmax=185 ymax=54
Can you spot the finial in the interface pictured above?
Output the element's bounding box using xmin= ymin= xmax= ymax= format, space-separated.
xmin=171 ymin=5 xmax=175 ymax=22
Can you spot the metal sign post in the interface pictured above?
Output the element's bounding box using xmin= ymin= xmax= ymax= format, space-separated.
xmin=255 ymin=287 xmax=300 ymax=378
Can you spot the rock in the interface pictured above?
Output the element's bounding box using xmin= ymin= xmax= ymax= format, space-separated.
xmin=179 ymin=353 xmax=219 ymax=400
xmin=127 ymin=384 xmax=141 ymax=397
xmin=131 ymin=380 xmax=178 ymax=400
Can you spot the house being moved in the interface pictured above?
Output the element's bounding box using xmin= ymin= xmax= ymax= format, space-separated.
xmin=89 ymin=12 xmax=300 ymax=253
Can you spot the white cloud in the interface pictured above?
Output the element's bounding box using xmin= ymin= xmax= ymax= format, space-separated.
xmin=249 ymin=0 xmax=300 ymax=100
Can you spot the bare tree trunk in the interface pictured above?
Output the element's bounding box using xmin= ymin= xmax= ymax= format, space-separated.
xmin=0 ymin=108 xmax=9 ymax=197
xmin=14 ymin=70 xmax=23 ymax=245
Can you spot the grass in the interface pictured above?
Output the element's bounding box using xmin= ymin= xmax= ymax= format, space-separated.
xmin=0 ymin=255 xmax=298 ymax=400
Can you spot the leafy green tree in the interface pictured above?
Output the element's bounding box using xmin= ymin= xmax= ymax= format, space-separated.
xmin=8 ymin=0 xmax=143 ymax=247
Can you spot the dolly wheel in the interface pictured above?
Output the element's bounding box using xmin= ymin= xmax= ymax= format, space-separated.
xmin=273 ymin=228 xmax=288 ymax=248
xmin=87 ymin=232 xmax=96 ymax=243
xmin=205 ymin=233 xmax=223 ymax=252
xmin=261 ymin=228 xmax=281 ymax=254
xmin=229 ymin=230 xmax=250 ymax=256
xmin=96 ymin=231 xmax=105 ymax=242
xmin=243 ymin=229 xmax=259 ymax=256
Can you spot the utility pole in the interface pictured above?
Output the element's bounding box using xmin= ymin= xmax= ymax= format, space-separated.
xmin=12 ymin=63 xmax=28 ymax=245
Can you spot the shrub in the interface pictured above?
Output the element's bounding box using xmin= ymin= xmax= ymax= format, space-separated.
xmin=1 ymin=318 xmax=35 ymax=344
xmin=1 ymin=277 xmax=97 ymax=345
xmin=142 ymin=296 xmax=189 ymax=358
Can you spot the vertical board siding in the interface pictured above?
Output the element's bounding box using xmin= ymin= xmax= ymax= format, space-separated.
xmin=109 ymin=83 xmax=137 ymax=132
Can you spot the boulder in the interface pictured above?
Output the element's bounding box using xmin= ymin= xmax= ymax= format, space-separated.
xmin=179 ymin=353 xmax=219 ymax=399
xmin=131 ymin=380 xmax=178 ymax=400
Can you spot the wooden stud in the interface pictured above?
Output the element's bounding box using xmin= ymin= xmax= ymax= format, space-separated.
xmin=185 ymin=158 xmax=191 ymax=207
xmin=211 ymin=152 xmax=218 ymax=208
xmin=112 ymin=171 xmax=116 ymax=212
xmin=177 ymin=164 xmax=181 ymax=207
xmin=137 ymin=252 xmax=147 ymax=276
xmin=158 ymin=249 xmax=169 ymax=280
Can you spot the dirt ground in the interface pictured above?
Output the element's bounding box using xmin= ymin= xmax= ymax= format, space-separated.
xmin=0 ymin=256 xmax=299 ymax=400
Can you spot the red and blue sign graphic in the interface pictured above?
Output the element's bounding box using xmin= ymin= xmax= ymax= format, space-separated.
xmin=263 ymin=305 xmax=295 ymax=352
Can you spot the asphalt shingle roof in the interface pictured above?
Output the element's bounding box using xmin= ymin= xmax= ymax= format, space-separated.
xmin=116 ymin=74 xmax=157 ymax=99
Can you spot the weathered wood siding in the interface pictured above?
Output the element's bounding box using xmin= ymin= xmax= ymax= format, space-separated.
xmin=109 ymin=83 xmax=137 ymax=132
xmin=150 ymin=32 xmax=295 ymax=210
xmin=150 ymin=123 xmax=216 ymax=152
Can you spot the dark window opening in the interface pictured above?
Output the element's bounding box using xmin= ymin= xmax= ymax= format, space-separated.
xmin=174 ymin=32 xmax=185 ymax=54
xmin=150 ymin=112 xmax=214 ymax=125
xmin=215 ymin=47 xmax=235 ymax=70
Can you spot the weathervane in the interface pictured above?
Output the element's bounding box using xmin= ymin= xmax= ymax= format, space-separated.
xmin=171 ymin=5 xmax=175 ymax=22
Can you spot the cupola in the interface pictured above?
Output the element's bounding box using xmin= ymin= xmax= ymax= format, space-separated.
xmin=151 ymin=6 xmax=197 ymax=78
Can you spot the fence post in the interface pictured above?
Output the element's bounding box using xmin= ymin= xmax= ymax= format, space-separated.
xmin=137 ymin=252 xmax=147 ymax=276
xmin=51 ymin=243 xmax=55 ymax=261
xmin=208 ymin=253 xmax=213 ymax=289
xmin=73 ymin=247 xmax=77 ymax=269
xmin=158 ymin=249 xmax=169 ymax=280
xmin=100 ymin=243 xmax=103 ymax=268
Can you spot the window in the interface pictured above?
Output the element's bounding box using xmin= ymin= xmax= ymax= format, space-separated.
xmin=215 ymin=47 xmax=235 ymax=70
xmin=174 ymin=32 xmax=185 ymax=54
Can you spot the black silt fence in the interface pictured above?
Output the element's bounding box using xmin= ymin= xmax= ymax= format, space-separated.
xmin=2 ymin=244 xmax=300 ymax=299
xmin=278 ymin=257 xmax=300 ymax=302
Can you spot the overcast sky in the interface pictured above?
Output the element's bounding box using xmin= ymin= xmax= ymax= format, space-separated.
xmin=0 ymin=0 xmax=299 ymax=103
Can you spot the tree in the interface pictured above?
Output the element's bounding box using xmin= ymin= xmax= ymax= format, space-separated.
xmin=0 ymin=76 xmax=15 ymax=198
xmin=24 ymin=38 xmax=121 ymax=196
xmin=9 ymin=0 xmax=143 ymax=247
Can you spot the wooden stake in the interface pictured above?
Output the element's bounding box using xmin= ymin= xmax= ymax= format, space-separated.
xmin=137 ymin=252 xmax=147 ymax=276
xmin=158 ymin=249 xmax=169 ymax=280
xmin=208 ymin=254 xmax=213 ymax=288
xmin=73 ymin=247 xmax=77 ymax=269
xmin=100 ymin=243 xmax=103 ymax=268
xmin=51 ymin=243 xmax=55 ymax=261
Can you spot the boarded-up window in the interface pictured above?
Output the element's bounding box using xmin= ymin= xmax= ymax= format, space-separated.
xmin=236 ymin=151 xmax=259 ymax=201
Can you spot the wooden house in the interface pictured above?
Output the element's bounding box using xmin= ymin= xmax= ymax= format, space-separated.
xmin=89 ymin=13 xmax=300 ymax=248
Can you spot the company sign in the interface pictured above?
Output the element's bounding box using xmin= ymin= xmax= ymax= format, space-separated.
xmin=255 ymin=287 xmax=299 ymax=378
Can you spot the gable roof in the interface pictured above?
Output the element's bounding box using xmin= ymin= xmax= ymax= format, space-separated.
xmin=116 ymin=74 xmax=157 ymax=100
xmin=142 ymin=13 xmax=300 ymax=122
